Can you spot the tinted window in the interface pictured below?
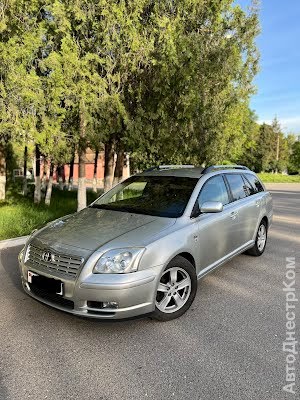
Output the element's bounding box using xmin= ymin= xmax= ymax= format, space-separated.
xmin=226 ymin=174 xmax=248 ymax=201
xmin=91 ymin=176 xmax=198 ymax=218
xmin=198 ymin=175 xmax=230 ymax=206
xmin=244 ymin=173 xmax=264 ymax=193
xmin=241 ymin=175 xmax=254 ymax=196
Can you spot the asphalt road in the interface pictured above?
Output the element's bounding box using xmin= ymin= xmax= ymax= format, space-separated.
xmin=0 ymin=184 xmax=299 ymax=400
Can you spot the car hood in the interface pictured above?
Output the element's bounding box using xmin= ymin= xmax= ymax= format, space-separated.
xmin=31 ymin=208 xmax=175 ymax=252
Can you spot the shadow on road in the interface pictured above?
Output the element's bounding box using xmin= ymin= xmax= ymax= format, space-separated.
xmin=0 ymin=245 xmax=23 ymax=293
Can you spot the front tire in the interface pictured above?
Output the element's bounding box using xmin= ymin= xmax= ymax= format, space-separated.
xmin=152 ymin=256 xmax=197 ymax=321
xmin=246 ymin=219 xmax=268 ymax=256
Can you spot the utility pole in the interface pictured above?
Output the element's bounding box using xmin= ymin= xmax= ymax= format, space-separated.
xmin=275 ymin=131 xmax=280 ymax=173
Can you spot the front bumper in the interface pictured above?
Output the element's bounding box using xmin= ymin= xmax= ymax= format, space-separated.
xmin=19 ymin=260 xmax=163 ymax=319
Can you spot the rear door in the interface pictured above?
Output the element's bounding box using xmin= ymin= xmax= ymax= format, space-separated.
xmin=224 ymin=173 xmax=258 ymax=248
xmin=243 ymin=172 xmax=269 ymax=232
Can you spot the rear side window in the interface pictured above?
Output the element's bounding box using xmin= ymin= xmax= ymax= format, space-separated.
xmin=244 ymin=173 xmax=264 ymax=193
xmin=226 ymin=174 xmax=248 ymax=201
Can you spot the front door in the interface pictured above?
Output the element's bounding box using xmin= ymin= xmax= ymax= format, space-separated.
xmin=194 ymin=175 xmax=235 ymax=271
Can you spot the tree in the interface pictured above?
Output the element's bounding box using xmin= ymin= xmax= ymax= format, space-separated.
xmin=48 ymin=2 xmax=106 ymax=209
xmin=255 ymin=123 xmax=277 ymax=172
xmin=1 ymin=0 xmax=261 ymax=204
xmin=236 ymin=109 xmax=260 ymax=170
xmin=0 ymin=0 xmax=51 ymax=203
xmin=290 ymin=140 xmax=300 ymax=172
xmin=128 ymin=0 xmax=260 ymax=169
xmin=272 ymin=117 xmax=281 ymax=173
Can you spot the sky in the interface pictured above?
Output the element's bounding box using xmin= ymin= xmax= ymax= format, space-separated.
xmin=238 ymin=0 xmax=300 ymax=133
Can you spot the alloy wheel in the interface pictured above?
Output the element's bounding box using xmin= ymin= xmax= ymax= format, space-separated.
xmin=156 ymin=267 xmax=192 ymax=314
xmin=257 ymin=224 xmax=267 ymax=252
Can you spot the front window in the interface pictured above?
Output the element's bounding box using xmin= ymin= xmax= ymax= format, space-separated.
xmin=91 ymin=176 xmax=198 ymax=218
xmin=198 ymin=175 xmax=230 ymax=206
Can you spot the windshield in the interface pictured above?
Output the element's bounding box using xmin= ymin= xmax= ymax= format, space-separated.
xmin=91 ymin=175 xmax=198 ymax=218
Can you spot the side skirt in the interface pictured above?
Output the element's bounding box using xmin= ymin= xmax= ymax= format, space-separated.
xmin=197 ymin=240 xmax=255 ymax=280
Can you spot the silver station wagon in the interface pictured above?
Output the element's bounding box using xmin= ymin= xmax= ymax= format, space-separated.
xmin=19 ymin=165 xmax=273 ymax=321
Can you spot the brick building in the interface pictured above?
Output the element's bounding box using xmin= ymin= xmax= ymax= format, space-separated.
xmin=53 ymin=148 xmax=130 ymax=187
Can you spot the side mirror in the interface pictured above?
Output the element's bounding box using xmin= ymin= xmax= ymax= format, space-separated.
xmin=199 ymin=201 xmax=223 ymax=213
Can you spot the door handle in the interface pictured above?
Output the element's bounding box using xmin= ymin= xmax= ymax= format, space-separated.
xmin=230 ymin=211 xmax=238 ymax=219
xmin=255 ymin=200 xmax=260 ymax=207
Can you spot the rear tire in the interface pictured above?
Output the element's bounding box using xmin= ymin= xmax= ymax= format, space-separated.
xmin=246 ymin=219 xmax=268 ymax=256
xmin=152 ymin=256 xmax=197 ymax=321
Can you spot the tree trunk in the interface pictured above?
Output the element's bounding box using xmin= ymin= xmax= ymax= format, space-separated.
xmin=123 ymin=152 xmax=130 ymax=179
xmin=77 ymin=101 xmax=87 ymax=211
xmin=68 ymin=151 xmax=75 ymax=191
xmin=104 ymin=139 xmax=115 ymax=192
xmin=57 ymin=165 xmax=64 ymax=190
xmin=45 ymin=163 xmax=54 ymax=206
xmin=34 ymin=144 xmax=41 ymax=204
xmin=0 ymin=143 xmax=6 ymax=200
xmin=23 ymin=145 xmax=28 ymax=196
xmin=41 ymin=161 xmax=48 ymax=192
xmin=77 ymin=149 xmax=86 ymax=211
xmin=92 ymin=148 xmax=99 ymax=193
xmin=113 ymin=150 xmax=124 ymax=186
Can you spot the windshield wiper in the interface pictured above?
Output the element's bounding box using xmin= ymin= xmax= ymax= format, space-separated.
xmin=90 ymin=204 xmax=140 ymax=213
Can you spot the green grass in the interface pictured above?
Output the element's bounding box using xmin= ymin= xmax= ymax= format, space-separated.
xmin=258 ymin=173 xmax=300 ymax=183
xmin=0 ymin=186 xmax=99 ymax=240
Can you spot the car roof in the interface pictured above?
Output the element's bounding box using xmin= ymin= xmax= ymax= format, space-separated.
xmin=138 ymin=168 xmax=204 ymax=178
xmin=137 ymin=167 xmax=257 ymax=179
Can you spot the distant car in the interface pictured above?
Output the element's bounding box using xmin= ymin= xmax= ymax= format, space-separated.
xmin=19 ymin=165 xmax=273 ymax=321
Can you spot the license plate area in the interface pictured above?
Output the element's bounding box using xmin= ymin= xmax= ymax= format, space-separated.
xmin=28 ymin=271 xmax=64 ymax=296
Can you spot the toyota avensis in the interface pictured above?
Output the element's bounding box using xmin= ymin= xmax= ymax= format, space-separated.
xmin=19 ymin=165 xmax=273 ymax=321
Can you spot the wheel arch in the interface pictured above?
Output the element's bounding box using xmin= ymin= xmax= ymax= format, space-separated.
xmin=174 ymin=252 xmax=196 ymax=269
xmin=261 ymin=215 xmax=269 ymax=230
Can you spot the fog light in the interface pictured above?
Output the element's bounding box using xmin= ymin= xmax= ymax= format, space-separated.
xmin=87 ymin=301 xmax=119 ymax=310
xmin=102 ymin=301 xmax=119 ymax=309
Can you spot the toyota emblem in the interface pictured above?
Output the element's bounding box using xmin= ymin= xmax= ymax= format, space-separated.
xmin=41 ymin=251 xmax=54 ymax=263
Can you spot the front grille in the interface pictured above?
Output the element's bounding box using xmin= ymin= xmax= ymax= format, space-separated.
xmin=26 ymin=244 xmax=83 ymax=278
xmin=29 ymin=283 xmax=74 ymax=310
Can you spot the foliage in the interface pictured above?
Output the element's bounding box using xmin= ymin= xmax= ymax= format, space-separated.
xmin=0 ymin=185 xmax=99 ymax=240
xmin=252 ymin=119 xmax=296 ymax=173
xmin=258 ymin=172 xmax=300 ymax=183
xmin=129 ymin=0 xmax=260 ymax=169
xmin=290 ymin=141 xmax=300 ymax=172
xmin=3 ymin=0 xmax=299 ymax=209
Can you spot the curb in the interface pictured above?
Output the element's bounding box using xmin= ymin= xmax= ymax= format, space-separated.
xmin=0 ymin=236 xmax=28 ymax=250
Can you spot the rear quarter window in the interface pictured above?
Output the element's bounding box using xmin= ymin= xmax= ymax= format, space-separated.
xmin=244 ymin=173 xmax=265 ymax=193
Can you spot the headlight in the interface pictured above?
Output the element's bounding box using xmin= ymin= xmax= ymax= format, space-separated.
xmin=93 ymin=248 xmax=145 ymax=274
xmin=18 ymin=247 xmax=25 ymax=263
xmin=18 ymin=245 xmax=30 ymax=264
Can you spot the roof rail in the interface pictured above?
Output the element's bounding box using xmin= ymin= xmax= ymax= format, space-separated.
xmin=143 ymin=165 xmax=195 ymax=172
xmin=202 ymin=165 xmax=249 ymax=174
